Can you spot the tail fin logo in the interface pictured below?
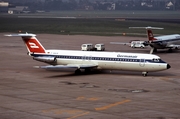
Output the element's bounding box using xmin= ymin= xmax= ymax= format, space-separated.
xmin=147 ymin=29 xmax=157 ymax=41
xmin=29 ymin=42 xmax=39 ymax=48
xmin=148 ymin=32 xmax=153 ymax=38
xmin=23 ymin=37 xmax=46 ymax=53
xmin=5 ymin=33 xmax=46 ymax=53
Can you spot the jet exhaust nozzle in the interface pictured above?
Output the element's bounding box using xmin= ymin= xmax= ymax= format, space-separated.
xmin=33 ymin=57 xmax=56 ymax=63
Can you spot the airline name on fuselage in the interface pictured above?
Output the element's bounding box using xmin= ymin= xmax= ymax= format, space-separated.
xmin=117 ymin=54 xmax=137 ymax=58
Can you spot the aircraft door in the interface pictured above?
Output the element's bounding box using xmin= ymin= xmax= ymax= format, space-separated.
xmin=85 ymin=56 xmax=92 ymax=61
xmin=139 ymin=58 xmax=145 ymax=67
xmin=82 ymin=55 xmax=92 ymax=63
xmin=82 ymin=56 xmax=86 ymax=60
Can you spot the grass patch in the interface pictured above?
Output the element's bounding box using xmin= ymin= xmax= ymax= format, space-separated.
xmin=0 ymin=17 xmax=180 ymax=36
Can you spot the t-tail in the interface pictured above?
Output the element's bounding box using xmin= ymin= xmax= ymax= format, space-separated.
xmin=5 ymin=33 xmax=57 ymax=64
xmin=147 ymin=29 xmax=157 ymax=41
xmin=129 ymin=26 xmax=163 ymax=42
xmin=5 ymin=33 xmax=46 ymax=54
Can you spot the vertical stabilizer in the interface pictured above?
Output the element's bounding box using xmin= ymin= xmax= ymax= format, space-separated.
xmin=129 ymin=26 xmax=163 ymax=41
xmin=5 ymin=33 xmax=46 ymax=53
xmin=147 ymin=29 xmax=156 ymax=41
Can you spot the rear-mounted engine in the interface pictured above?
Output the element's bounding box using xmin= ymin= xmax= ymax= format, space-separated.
xmin=33 ymin=57 xmax=56 ymax=63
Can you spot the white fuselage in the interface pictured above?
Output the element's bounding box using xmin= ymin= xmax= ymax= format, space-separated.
xmin=151 ymin=34 xmax=180 ymax=49
xmin=32 ymin=50 xmax=169 ymax=72
xmin=5 ymin=33 xmax=170 ymax=76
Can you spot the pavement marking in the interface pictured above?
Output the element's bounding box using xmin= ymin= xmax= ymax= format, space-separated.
xmin=76 ymin=96 xmax=100 ymax=101
xmin=67 ymin=111 xmax=90 ymax=119
xmin=76 ymin=96 xmax=85 ymax=100
xmin=95 ymin=99 xmax=131 ymax=111
xmin=87 ymin=97 xmax=100 ymax=101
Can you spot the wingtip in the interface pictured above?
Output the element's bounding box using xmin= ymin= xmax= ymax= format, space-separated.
xmin=33 ymin=66 xmax=40 ymax=68
xmin=4 ymin=34 xmax=12 ymax=37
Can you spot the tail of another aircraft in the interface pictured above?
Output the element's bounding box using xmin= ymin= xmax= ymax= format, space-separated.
xmin=147 ymin=29 xmax=157 ymax=41
xmin=129 ymin=26 xmax=163 ymax=42
xmin=5 ymin=33 xmax=46 ymax=54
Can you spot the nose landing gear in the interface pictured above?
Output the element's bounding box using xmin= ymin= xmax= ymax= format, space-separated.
xmin=142 ymin=72 xmax=148 ymax=77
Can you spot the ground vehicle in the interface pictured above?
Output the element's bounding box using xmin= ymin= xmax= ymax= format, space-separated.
xmin=94 ymin=44 xmax=105 ymax=51
xmin=110 ymin=40 xmax=145 ymax=49
xmin=81 ymin=44 xmax=94 ymax=51
xmin=130 ymin=41 xmax=145 ymax=48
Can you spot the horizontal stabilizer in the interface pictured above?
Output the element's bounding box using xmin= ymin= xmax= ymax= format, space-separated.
xmin=5 ymin=33 xmax=36 ymax=37
xmin=5 ymin=33 xmax=45 ymax=53
xmin=129 ymin=26 xmax=164 ymax=30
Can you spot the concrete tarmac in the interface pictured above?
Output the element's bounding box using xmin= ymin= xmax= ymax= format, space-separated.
xmin=0 ymin=33 xmax=180 ymax=119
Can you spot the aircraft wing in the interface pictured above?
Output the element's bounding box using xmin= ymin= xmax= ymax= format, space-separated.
xmin=167 ymin=44 xmax=180 ymax=49
xmin=110 ymin=42 xmax=130 ymax=45
xmin=34 ymin=64 xmax=98 ymax=69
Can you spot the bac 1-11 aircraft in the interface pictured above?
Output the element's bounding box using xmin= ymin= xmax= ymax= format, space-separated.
xmin=5 ymin=33 xmax=171 ymax=76
xmin=111 ymin=26 xmax=180 ymax=54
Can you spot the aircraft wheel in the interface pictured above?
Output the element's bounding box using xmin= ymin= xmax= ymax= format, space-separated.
xmin=85 ymin=68 xmax=91 ymax=74
xmin=142 ymin=72 xmax=148 ymax=77
xmin=168 ymin=48 xmax=172 ymax=53
xmin=75 ymin=69 xmax=81 ymax=75
xmin=154 ymin=48 xmax=157 ymax=52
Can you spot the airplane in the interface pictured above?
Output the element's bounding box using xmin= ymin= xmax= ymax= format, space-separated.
xmin=111 ymin=26 xmax=180 ymax=54
xmin=5 ymin=33 xmax=171 ymax=76
xmin=130 ymin=26 xmax=180 ymax=54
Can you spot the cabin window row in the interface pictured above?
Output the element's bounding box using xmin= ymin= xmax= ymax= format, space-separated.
xmin=55 ymin=55 xmax=139 ymax=62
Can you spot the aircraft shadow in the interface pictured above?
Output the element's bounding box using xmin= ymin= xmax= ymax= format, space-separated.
xmin=45 ymin=70 xmax=173 ymax=78
xmin=153 ymin=50 xmax=180 ymax=54
xmin=45 ymin=70 xmax=103 ymax=78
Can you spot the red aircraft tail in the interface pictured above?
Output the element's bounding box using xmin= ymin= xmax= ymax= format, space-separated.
xmin=147 ymin=29 xmax=157 ymax=41
xmin=129 ymin=26 xmax=163 ymax=42
xmin=6 ymin=33 xmax=46 ymax=53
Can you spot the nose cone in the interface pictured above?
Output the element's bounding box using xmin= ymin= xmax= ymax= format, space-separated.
xmin=167 ymin=64 xmax=171 ymax=69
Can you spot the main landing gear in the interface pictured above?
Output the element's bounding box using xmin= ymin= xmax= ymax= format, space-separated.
xmin=75 ymin=69 xmax=81 ymax=75
xmin=150 ymin=47 xmax=157 ymax=54
xmin=75 ymin=68 xmax=92 ymax=75
xmin=142 ymin=72 xmax=148 ymax=77
xmin=168 ymin=48 xmax=173 ymax=53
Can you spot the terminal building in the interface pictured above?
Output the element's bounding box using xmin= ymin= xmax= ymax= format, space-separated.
xmin=0 ymin=2 xmax=9 ymax=13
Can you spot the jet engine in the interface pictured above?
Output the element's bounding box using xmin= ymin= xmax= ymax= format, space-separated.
xmin=142 ymin=41 xmax=149 ymax=46
xmin=158 ymin=41 xmax=167 ymax=47
xmin=33 ymin=56 xmax=56 ymax=63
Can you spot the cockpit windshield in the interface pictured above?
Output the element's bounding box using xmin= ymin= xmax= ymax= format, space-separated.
xmin=152 ymin=58 xmax=160 ymax=62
